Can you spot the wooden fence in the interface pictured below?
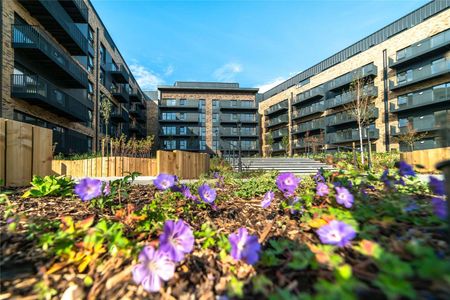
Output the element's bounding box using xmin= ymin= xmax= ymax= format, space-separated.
xmin=52 ymin=150 xmax=210 ymax=179
xmin=0 ymin=118 xmax=53 ymax=186
xmin=400 ymin=147 xmax=450 ymax=173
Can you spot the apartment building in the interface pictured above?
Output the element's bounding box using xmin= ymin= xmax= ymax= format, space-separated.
xmin=0 ymin=0 xmax=147 ymax=155
xmin=157 ymin=82 xmax=260 ymax=155
xmin=260 ymin=0 xmax=450 ymax=155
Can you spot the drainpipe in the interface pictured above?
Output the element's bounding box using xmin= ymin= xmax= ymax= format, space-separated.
xmin=94 ymin=27 xmax=100 ymax=152
xmin=382 ymin=49 xmax=390 ymax=151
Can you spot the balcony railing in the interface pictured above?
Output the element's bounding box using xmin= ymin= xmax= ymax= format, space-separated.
xmin=265 ymin=114 xmax=288 ymax=128
xmin=111 ymin=84 xmax=129 ymax=103
xmin=293 ymin=86 xmax=325 ymax=105
xmin=326 ymin=86 xmax=378 ymax=109
xmin=220 ymin=114 xmax=257 ymax=123
xmin=327 ymin=107 xmax=379 ymax=126
xmin=111 ymin=108 xmax=129 ymax=123
xmin=129 ymin=123 xmax=146 ymax=136
xmin=389 ymin=29 xmax=450 ymax=69
xmin=58 ymin=0 xmax=89 ymax=23
xmin=129 ymin=103 xmax=145 ymax=121
xmin=11 ymin=74 xmax=90 ymax=122
xmin=271 ymin=127 xmax=288 ymax=139
xmin=160 ymin=127 xmax=200 ymax=136
xmin=12 ymin=24 xmax=88 ymax=88
xmin=292 ymin=103 xmax=325 ymax=119
xmin=130 ymin=88 xmax=143 ymax=103
xmin=390 ymin=90 xmax=450 ymax=113
xmin=390 ymin=58 xmax=450 ymax=91
xmin=390 ymin=123 xmax=443 ymax=136
xmin=159 ymin=113 xmax=199 ymax=122
xmin=107 ymin=63 xmax=129 ymax=84
xmin=159 ymin=99 xmax=199 ymax=109
xmin=327 ymin=63 xmax=377 ymax=91
xmin=265 ymin=101 xmax=288 ymax=116
xmin=292 ymin=118 xmax=325 ymax=134
xmin=220 ymin=128 xmax=258 ymax=137
xmin=221 ymin=141 xmax=259 ymax=151
xmin=220 ymin=101 xmax=257 ymax=110
xmin=18 ymin=0 xmax=88 ymax=55
xmin=327 ymin=128 xmax=379 ymax=144
xmin=272 ymin=142 xmax=285 ymax=152
xmin=293 ymin=138 xmax=323 ymax=149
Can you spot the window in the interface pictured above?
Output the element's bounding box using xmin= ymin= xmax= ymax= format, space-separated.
xmin=88 ymin=26 xmax=94 ymax=47
xmin=212 ymin=100 xmax=219 ymax=109
xmin=433 ymin=84 xmax=446 ymax=101
xmin=397 ymin=70 xmax=412 ymax=83
xmin=163 ymin=140 xmax=176 ymax=150
xmin=180 ymin=140 xmax=187 ymax=150
xmin=397 ymin=95 xmax=408 ymax=106
xmin=199 ymin=99 xmax=205 ymax=110
xmin=100 ymin=68 xmax=105 ymax=86
xmin=163 ymin=126 xmax=176 ymax=135
xmin=179 ymin=113 xmax=185 ymax=120
xmin=88 ymin=82 xmax=94 ymax=102
xmin=199 ymin=113 xmax=205 ymax=123
xmin=396 ymin=47 xmax=410 ymax=61
xmin=179 ymin=126 xmax=187 ymax=135
xmin=398 ymin=118 xmax=408 ymax=128
xmin=162 ymin=113 xmax=176 ymax=120
xmin=87 ymin=55 xmax=94 ymax=73
xmin=100 ymin=43 xmax=106 ymax=65
xmin=212 ymin=113 xmax=218 ymax=123
xmin=231 ymin=114 xmax=238 ymax=121
xmin=200 ymin=127 xmax=206 ymax=136
xmin=180 ymin=99 xmax=186 ymax=106
xmin=165 ymin=99 xmax=176 ymax=106
xmin=200 ymin=140 xmax=206 ymax=150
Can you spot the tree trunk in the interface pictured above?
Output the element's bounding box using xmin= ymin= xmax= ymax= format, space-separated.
xmin=358 ymin=122 xmax=365 ymax=165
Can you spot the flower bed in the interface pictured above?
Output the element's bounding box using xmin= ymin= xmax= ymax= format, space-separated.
xmin=0 ymin=163 xmax=449 ymax=299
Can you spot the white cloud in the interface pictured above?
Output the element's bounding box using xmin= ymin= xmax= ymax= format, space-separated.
xmin=129 ymin=64 xmax=164 ymax=90
xmin=164 ymin=65 xmax=174 ymax=76
xmin=213 ymin=62 xmax=243 ymax=82
xmin=257 ymin=77 xmax=285 ymax=93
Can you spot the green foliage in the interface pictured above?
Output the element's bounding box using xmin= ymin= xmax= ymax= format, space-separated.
xmin=33 ymin=280 xmax=57 ymax=300
xmin=227 ymin=276 xmax=245 ymax=299
xmin=234 ymin=171 xmax=278 ymax=199
xmin=261 ymin=239 xmax=315 ymax=271
xmin=194 ymin=223 xmax=217 ymax=249
xmin=22 ymin=175 xmax=74 ymax=198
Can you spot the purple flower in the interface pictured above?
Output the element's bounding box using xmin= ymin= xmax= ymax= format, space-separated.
xmin=213 ymin=172 xmax=220 ymax=179
xmin=431 ymin=197 xmax=448 ymax=220
xmin=397 ymin=161 xmax=415 ymax=177
xmin=228 ymin=227 xmax=261 ymax=265
xmin=103 ymin=181 xmax=111 ymax=196
xmin=276 ymin=173 xmax=300 ymax=195
xmin=429 ymin=176 xmax=445 ymax=196
xmin=198 ymin=184 xmax=216 ymax=204
xmin=289 ymin=197 xmax=302 ymax=215
xmin=335 ymin=187 xmax=354 ymax=208
xmin=132 ymin=246 xmax=175 ymax=292
xmin=75 ymin=178 xmax=103 ymax=201
xmin=172 ymin=184 xmax=198 ymax=201
xmin=313 ymin=171 xmax=325 ymax=183
xmin=316 ymin=220 xmax=356 ymax=247
xmin=316 ymin=182 xmax=329 ymax=197
xmin=153 ymin=174 xmax=176 ymax=191
xmin=159 ymin=219 xmax=194 ymax=262
xmin=403 ymin=202 xmax=419 ymax=213
xmin=261 ymin=191 xmax=274 ymax=208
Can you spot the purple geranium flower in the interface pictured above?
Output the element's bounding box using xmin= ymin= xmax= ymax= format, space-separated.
xmin=316 ymin=182 xmax=329 ymax=197
xmin=172 ymin=184 xmax=198 ymax=201
xmin=103 ymin=181 xmax=110 ymax=196
xmin=276 ymin=173 xmax=300 ymax=195
xmin=153 ymin=174 xmax=176 ymax=191
xmin=431 ymin=197 xmax=448 ymax=220
xmin=75 ymin=178 xmax=103 ymax=201
xmin=316 ymin=220 xmax=356 ymax=247
xmin=198 ymin=184 xmax=216 ymax=204
xmin=228 ymin=227 xmax=261 ymax=265
xmin=132 ymin=246 xmax=175 ymax=292
xmin=313 ymin=171 xmax=325 ymax=183
xmin=289 ymin=196 xmax=303 ymax=215
xmin=261 ymin=191 xmax=274 ymax=208
xmin=397 ymin=161 xmax=415 ymax=177
xmin=159 ymin=219 xmax=194 ymax=262
xmin=429 ymin=176 xmax=445 ymax=196
xmin=335 ymin=187 xmax=354 ymax=208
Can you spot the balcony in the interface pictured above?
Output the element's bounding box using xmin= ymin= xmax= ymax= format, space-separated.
xmin=292 ymin=118 xmax=325 ymax=134
xmin=159 ymin=113 xmax=199 ymax=123
xmin=130 ymin=88 xmax=143 ymax=103
xmin=111 ymin=85 xmax=129 ymax=103
xmin=220 ymin=128 xmax=258 ymax=137
xmin=328 ymin=63 xmax=377 ymax=91
xmin=111 ymin=108 xmax=129 ymax=123
xmin=58 ymin=0 xmax=89 ymax=23
xmin=18 ymin=0 xmax=87 ymax=55
xmin=390 ymin=89 xmax=450 ymax=114
xmin=293 ymin=86 xmax=325 ymax=105
xmin=327 ymin=128 xmax=379 ymax=144
xmin=265 ymin=114 xmax=288 ymax=128
xmin=390 ymin=123 xmax=443 ymax=136
xmin=271 ymin=127 xmax=289 ymax=139
xmin=159 ymin=99 xmax=199 ymax=109
xmin=12 ymin=24 xmax=88 ymax=88
xmin=129 ymin=123 xmax=146 ymax=137
xmin=272 ymin=142 xmax=285 ymax=152
xmin=160 ymin=127 xmax=199 ymax=137
xmin=221 ymin=141 xmax=259 ymax=152
xmin=265 ymin=101 xmax=288 ymax=116
xmin=129 ymin=104 xmax=145 ymax=121
xmin=327 ymin=86 xmax=378 ymax=109
xmin=389 ymin=29 xmax=450 ymax=69
xmin=390 ymin=58 xmax=450 ymax=91
xmin=292 ymin=103 xmax=325 ymax=119
xmin=220 ymin=114 xmax=258 ymax=124
xmin=220 ymin=100 xmax=257 ymax=110
xmin=108 ymin=63 xmax=129 ymax=84
xmin=327 ymin=107 xmax=379 ymax=127
xmin=11 ymin=74 xmax=89 ymax=122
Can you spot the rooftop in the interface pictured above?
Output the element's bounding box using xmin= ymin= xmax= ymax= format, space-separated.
xmin=158 ymin=81 xmax=259 ymax=93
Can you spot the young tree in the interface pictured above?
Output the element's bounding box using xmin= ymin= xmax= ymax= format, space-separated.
xmin=100 ymin=95 xmax=112 ymax=157
xmin=304 ymin=131 xmax=325 ymax=154
xmin=265 ymin=132 xmax=274 ymax=157
xmin=395 ymin=122 xmax=428 ymax=152
xmin=281 ymin=135 xmax=290 ymax=157
xmin=343 ymin=76 xmax=376 ymax=165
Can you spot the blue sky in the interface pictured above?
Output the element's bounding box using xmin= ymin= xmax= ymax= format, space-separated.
xmin=91 ymin=0 xmax=429 ymax=92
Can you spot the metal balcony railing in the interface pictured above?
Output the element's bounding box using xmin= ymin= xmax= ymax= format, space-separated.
xmin=271 ymin=127 xmax=289 ymax=139
xmin=220 ymin=114 xmax=257 ymax=123
xmin=327 ymin=63 xmax=377 ymax=91
xmin=326 ymin=86 xmax=378 ymax=109
xmin=220 ymin=128 xmax=258 ymax=137
xmin=130 ymin=88 xmax=143 ymax=103
xmin=111 ymin=84 xmax=129 ymax=103
xmin=107 ymin=63 xmax=129 ymax=84
xmin=111 ymin=108 xmax=129 ymax=123
xmin=11 ymin=74 xmax=90 ymax=122
xmin=220 ymin=100 xmax=257 ymax=110
xmin=292 ymin=118 xmax=325 ymax=133
xmin=292 ymin=103 xmax=325 ymax=119
xmin=327 ymin=107 xmax=379 ymax=126
xmin=265 ymin=114 xmax=288 ymax=127
xmin=294 ymin=86 xmax=325 ymax=105
xmin=327 ymin=128 xmax=379 ymax=144
xmin=159 ymin=99 xmax=199 ymax=108
xmin=129 ymin=103 xmax=145 ymax=120
xmin=58 ymin=0 xmax=89 ymax=23
xmin=390 ymin=87 xmax=450 ymax=113
xmin=265 ymin=101 xmax=288 ymax=115
xmin=159 ymin=113 xmax=199 ymax=122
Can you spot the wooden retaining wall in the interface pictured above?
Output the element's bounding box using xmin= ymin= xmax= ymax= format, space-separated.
xmin=400 ymin=147 xmax=450 ymax=173
xmin=52 ymin=150 xmax=210 ymax=179
xmin=0 ymin=118 xmax=53 ymax=186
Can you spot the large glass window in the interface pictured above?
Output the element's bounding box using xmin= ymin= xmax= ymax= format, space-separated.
xmin=180 ymin=140 xmax=187 ymax=150
xmin=87 ymin=55 xmax=94 ymax=73
xmin=200 ymin=140 xmax=206 ymax=150
xmin=100 ymin=44 xmax=106 ymax=65
xmin=179 ymin=126 xmax=187 ymax=135
xmin=88 ymin=26 xmax=94 ymax=48
xmin=163 ymin=140 xmax=176 ymax=150
xmin=166 ymin=99 xmax=176 ymax=106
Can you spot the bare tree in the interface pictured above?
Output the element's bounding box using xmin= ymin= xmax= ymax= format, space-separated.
xmin=100 ymin=95 xmax=112 ymax=157
xmin=343 ymin=76 xmax=376 ymax=165
xmin=265 ymin=132 xmax=274 ymax=157
xmin=304 ymin=131 xmax=325 ymax=154
xmin=395 ymin=122 xmax=428 ymax=152
xmin=281 ymin=135 xmax=290 ymax=157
